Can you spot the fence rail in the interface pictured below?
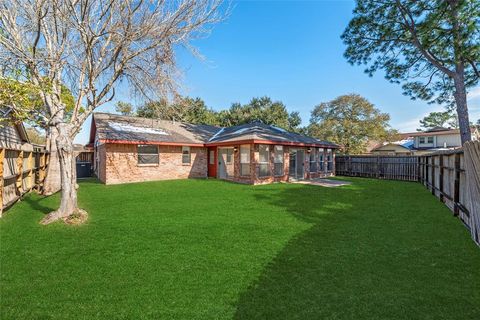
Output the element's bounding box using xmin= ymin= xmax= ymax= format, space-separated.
xmin=0 ymin=147 xmax=49 ymax=216
xmin=335 ymin=144 xmax=480 ymax=246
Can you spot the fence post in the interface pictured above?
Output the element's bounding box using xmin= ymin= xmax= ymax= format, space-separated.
xmin=416 ymin=156 xmax=420 ymax=182
xmin=423 ymin=156 xmax=427 ymax=185
xmin=16 ymin=151 xmax=23 ymax=196
xmin=431 ymin=156 xmax=435 ymax=196
xmin=27 ymin=152 xmax=33 ymax=190
xmin=425 ymin=156 xmax=430 ymax=189
xmin=0 ymin=148 xmax=4 ymax=217
xmin=453 ymin=153 xmax=461 ymax=216
xmin=376 ymin=156 xmax=380 ymax=178
xmin=39 ymin=152 xmax=46 ymax=190
xmin=422 ymin=156 xmax=426 ymax=184
xmin=348 ymin=156 xmax=352 ymax=176
xmin=439 ymin=154 xmax=444 ymax=203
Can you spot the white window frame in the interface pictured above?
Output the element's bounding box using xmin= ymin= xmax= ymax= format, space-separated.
xmin=226 ymin=148 xmax=233 ymax=164
xmin=240 ymin=144 xmax=251 ymax=176
xmin=182 ymin=146 xmax=191 ymax=165
xmin=326 ymin=149 xmax=333 ymax=171
xmin=427 ymin=136 xmax=434 ymax=144
xmin=318 ymin=148 xmax=324 ymax=171
xmin=137 ymin=144 xmax=159 ymax=166
xmin=309 ymin=148 xmax=317 ymax=173
xmin=258 ymin=145 xmax=270 ymax=177
xmin=273 ymin=145 xmax=284 ymax=176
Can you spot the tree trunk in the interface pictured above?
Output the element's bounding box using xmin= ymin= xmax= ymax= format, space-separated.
xmin=41 ymin=123 xmax=81 ymax=224
xmin=449 ymin=1 xmax=472 ymax=145
xmin=453 ymin=73 xmax=472 ymax=144
xmin=42 ymin=126 xmax=61 ymax=195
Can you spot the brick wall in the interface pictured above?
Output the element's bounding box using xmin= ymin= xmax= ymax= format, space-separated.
xmin=101 ymin=143 xmax=207 ymax=184
xmin=95 ymin=142 xmax=335 ymax=185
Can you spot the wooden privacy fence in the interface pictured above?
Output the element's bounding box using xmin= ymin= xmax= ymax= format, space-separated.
xmin=418 ymin=146 xmax=479 ymax=245
xmin=336 ymin=142 xmax=480 ymax=246
xmin=0 ymin=147 xmax=48 ymax=216
xmin=335 ymin=155 xmax=418 ymax=181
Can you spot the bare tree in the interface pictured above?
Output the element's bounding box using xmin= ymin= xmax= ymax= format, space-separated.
xmin=0 ymin=0 xmax=225 ymax=224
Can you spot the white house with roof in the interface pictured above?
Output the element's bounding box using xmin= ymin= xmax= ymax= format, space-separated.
xmin=371 ymin=127 xmax=480 ymax=155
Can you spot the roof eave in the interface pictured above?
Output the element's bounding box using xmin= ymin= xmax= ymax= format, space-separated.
xmin=99 ymin=139 xmax=205 ymax=147
xmin=206 ymin=138 xmax=339 ymax=148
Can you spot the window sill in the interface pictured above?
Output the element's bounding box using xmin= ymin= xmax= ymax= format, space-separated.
xmin=182 ymin=163 xmax=191 ymax=166
xmin=137 ymin=164 xmax=159 ymax=167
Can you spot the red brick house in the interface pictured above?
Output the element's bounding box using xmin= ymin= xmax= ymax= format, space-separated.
xmin=89 ymin=113 xmax=339 ymax=185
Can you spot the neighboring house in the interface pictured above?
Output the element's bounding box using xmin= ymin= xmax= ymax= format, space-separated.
xmin=0 ymin=110 xmax=32 ymax=152
xmin=370 ymin=139 xmax=415 ymax=156
xmin=410 ymin=127 xmax=479 ymax=152
xmin=0 ymin=109 xmax=45 ymax=212
xmin=89 ymin=113 xmax=339 ymax=185
xmin=371 ymin=127 xmax=480 ymax=155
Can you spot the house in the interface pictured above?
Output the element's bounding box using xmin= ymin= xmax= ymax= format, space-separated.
xmin=0 ymin=109 xmax=33 ymax=152
xmin=410 ymin=127 xmax=479 ymax=152
xmin=370 ymin=139 xmax=415 ymax=156
xmin=371 ymin=127 xmax=480 ymax=155
xmin=89 ymin=112 xmax=339 ymax=185
xmin=1 ymin=109 xmax=46 ymax=213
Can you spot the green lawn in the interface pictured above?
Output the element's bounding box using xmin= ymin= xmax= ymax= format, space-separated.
xmin=1 ymin=178 xmax=479 ymax=320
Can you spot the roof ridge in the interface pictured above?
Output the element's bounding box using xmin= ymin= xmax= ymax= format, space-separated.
xmin=93 ymin=111 xmax=219 ymax=129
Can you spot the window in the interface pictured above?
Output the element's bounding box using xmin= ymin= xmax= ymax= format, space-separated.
xmin=226 ymin=149 xmax=233 ymax=164
xmin=274 ymin=145 xmax=284 ymax=176
xmin=419 ymin=137 xmax=426 ymax=144
xmin=240 ymin=145 xmax=250 ymax=176
xmin=309 ymin=148 xmax=317 ymax=173
xmin=258 ymin=145 xmax=270 ymax=177
xmin=137 ymin=145 xmax=159 ymax=165
xmin=427 ymin=136 xmax=434 ymax=144
xmin=318 ymin=148 xmax=324 ymax=171
xmin=182 ymin=146 xmax=191 ymax=164
xmin=327 ymin=149 xmax=333 ymax=171
xmin=209 ymin=150 xmax=215 ymax=165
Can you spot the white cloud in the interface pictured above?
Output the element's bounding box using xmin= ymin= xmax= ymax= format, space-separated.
xmin=468 ymin=86 xmax=480 ymax=100
xmin=393 ymin=87 xmax=480 ymax=132
xmin=395 ymin=117 xmax=422 ymax=132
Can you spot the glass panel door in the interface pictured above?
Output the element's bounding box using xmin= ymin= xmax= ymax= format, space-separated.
xmin=289 ymin=150 xmax=297 ymax=177
xmin=296 ymin=150 xmax=304 ymax=180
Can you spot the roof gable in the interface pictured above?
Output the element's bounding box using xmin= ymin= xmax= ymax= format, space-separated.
xmin=1 ymin=107 xmax=30 ymax=144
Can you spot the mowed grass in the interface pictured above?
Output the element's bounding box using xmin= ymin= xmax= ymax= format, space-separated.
xmin=0 ymin=178 xmax=479 ymax=320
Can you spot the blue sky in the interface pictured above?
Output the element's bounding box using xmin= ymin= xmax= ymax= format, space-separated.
xmin=75 ymin=0 xmax=480 ymax=144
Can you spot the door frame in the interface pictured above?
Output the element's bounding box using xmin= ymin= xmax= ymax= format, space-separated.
xmin=289 ymin=149 xmax=304 ymax=180
xmin=207 ymin=147 xmax=217 ymax=178
xmin=296 ymin=149 xmax=305 ymax=180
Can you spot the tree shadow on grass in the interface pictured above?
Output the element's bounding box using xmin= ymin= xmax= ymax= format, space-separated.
xmin=14 ymin=179 xmax=99 ymax=217
xmin=21 ymin=194 xmax=56 ymax=215
xmin=234 ymin=179 xmax=480 ymax=320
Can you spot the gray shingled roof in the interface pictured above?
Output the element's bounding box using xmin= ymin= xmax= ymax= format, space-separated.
xmin=93 ymin=113 xmax=219 ymax=144
xmin=207 ymin=121 xmax=339 ymax=147
xmin=93 ymin=113 xmax=339 ymax=148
